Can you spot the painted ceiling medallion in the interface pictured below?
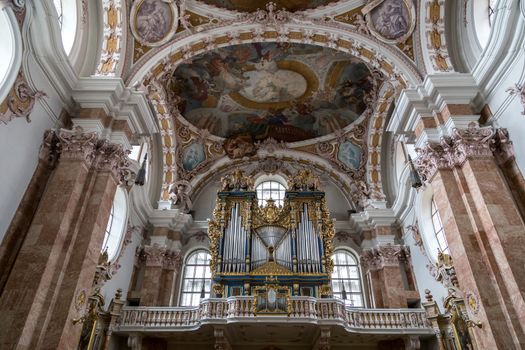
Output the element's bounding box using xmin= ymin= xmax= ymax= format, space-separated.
xmin=362 ymin=0 xmax=416 ymax=44
xmin=130 ymin=0 xmax=178 ymax=47
xmin=169 ymin=43 xmax=376 ymax=143
xmin=199 ymin=0 xmax=339 ymax=13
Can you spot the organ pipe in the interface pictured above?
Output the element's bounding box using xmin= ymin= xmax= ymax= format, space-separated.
xmin=209 ymin=169 xmax=336 ymax=298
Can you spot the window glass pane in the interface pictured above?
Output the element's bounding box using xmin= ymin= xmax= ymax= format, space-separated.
xmin=330 ymin=250 xmax=364 ymax=307
xmin=0 ymin=12 xmax=14 ymax=87
xmin=430 ymin=198 xmax=449 ymax=256
xmin=256 ymin=180 xmax=286 ymax=207
xmin=101 ymin=188 xmax=127 ymax=261
xmin=349 ymin=280 xmax=361 ymax=292
xmin=348 ymin=266 xmax=358 ymax=278
xmin=180 ymin=250 xmax=212 ymax=306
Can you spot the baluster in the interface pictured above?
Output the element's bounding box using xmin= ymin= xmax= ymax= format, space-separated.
xmin=363 ymin=312 xmax=370 ymax=328
xmin=174 ymin=311 xmax=180 ymax=326
xmin=166 ymin=310 xmax=172 ymax=326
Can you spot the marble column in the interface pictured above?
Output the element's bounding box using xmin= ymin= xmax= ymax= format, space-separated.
xmin=0 ymin=128 xmax=132 ymax=350
xmin=159 ymin=251 xmax=182 ymax=306
xmin=139 ymin=244 xmax=167 ymax=306
xmin=415 ymin=123 xmax=525 ymax=349
xmin=0 ymin=131 xmax=58 ymax=294
xmin=138 ymin=244 xmax=182 ymax=306
xmin=360 ymin=244 xmax=412 ymax=308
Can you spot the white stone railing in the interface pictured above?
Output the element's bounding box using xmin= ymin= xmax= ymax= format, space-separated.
xmin=116 ymin=297 xmax=432 ymax=335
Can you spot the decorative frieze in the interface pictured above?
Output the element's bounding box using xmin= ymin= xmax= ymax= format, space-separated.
xmin=414 ymin=123 xmax=512 ymax=183
xmin=0 ymin=73 xmax=46 ymax=125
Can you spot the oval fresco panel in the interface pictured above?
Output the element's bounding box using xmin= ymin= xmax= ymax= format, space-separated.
xmin=170 ymin=43 xmax=376 ymax=143
xmin=131 ymin=0 xmax=178 ymax=46
xmin=337 ymin=141 xmax=362 ymax=170
xmin=365 ymin=0 xmax=415 ymax=43
xmin=182 ymin=142 xmax=205 ymax=172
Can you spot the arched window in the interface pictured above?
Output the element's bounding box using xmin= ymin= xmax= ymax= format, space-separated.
xmin=473 ymin=0 xmax=499 ymax=48
xmin=331 ymin=250 xmax=364 ymax=307
xmin=129 ymin=142 xmax=149 ymax=183
xmin=180 ymin=250 xmax=211 ymax=306
xmin=53 ymin=0 xmax=77 ymax=55
xmin=101 ymin=187 xmax=127 ymax=261
xmin=431 ymin=198 xmax=449 ymax=255
xmin=256 ymin=180 xmax=286 ymax=207
xmin=0 ymin=10 xmax=14 ymax=89
xmin=0 ymin=7 xmax=21 ymax=103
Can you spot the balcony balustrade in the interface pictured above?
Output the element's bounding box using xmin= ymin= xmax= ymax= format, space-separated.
xmin=114 ymin=296 xmax=433 ymax=336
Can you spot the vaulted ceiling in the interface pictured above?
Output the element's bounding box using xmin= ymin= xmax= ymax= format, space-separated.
xmin=96 ymin=0 xmax=452 ymax=210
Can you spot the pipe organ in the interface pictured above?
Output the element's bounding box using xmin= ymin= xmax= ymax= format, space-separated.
xmin=208 ymin=170 xmax=335 ymax=298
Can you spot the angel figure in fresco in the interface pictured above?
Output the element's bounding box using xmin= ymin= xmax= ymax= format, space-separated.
xmin=207 ymin=56 xmax=247 ymax=93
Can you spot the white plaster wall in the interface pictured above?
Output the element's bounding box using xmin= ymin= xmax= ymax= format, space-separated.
xmin=100 ymin=229 xmax=142 ymax=308
xmin=401 ymin=208 xmax=448 ymax=310
xmin=193 ymin=179 xmax=221 ymax=221
xmin=485 ymin=49 xmax=525 ymax=173
xmin=0 ymin=53 xmax=63 ymax=242
xmin=322 ymin=179 xmax=352 ymax=221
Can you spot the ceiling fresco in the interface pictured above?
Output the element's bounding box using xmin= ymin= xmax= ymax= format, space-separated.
xmin=199 ymin=0 xmax=339 ymax=12
xmin=169 ymin=43 xmax=376 ymax=143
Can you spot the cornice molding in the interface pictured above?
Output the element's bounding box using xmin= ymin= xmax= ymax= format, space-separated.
xmin=148 ymin=209 xmax=194 ymax=232
xmin=387 ymin=73 xmax=480 ymax=138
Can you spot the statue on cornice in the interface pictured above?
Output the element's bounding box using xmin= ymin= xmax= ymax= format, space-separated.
xmin=169 ymin=180 xmax=193 ymax=213
xmin=506 ymin=83 xmax=525 ymax=115
xmin=220 ymin=170 xmax=254 ymax=191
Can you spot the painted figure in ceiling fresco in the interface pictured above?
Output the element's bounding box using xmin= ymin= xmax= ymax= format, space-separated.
xmin=337 ymin=140 xmax=363 ymax=170
xmin=135 ymin=0 xmax=172 ymax=43
xmin=182 ymin=142 xmax=205 ymax=171
xmin=170 ymin=43 xmax=377 ymax=143
xmin=370 ymin=0 xmax=410 ymax=40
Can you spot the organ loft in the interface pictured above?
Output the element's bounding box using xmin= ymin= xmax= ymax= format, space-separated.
xmin=209 ymin=170 xmax=335 ymax=303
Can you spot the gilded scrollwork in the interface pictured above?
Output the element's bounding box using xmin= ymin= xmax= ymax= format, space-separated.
xmin=0 ymin=73 xmax=46 ymax=125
